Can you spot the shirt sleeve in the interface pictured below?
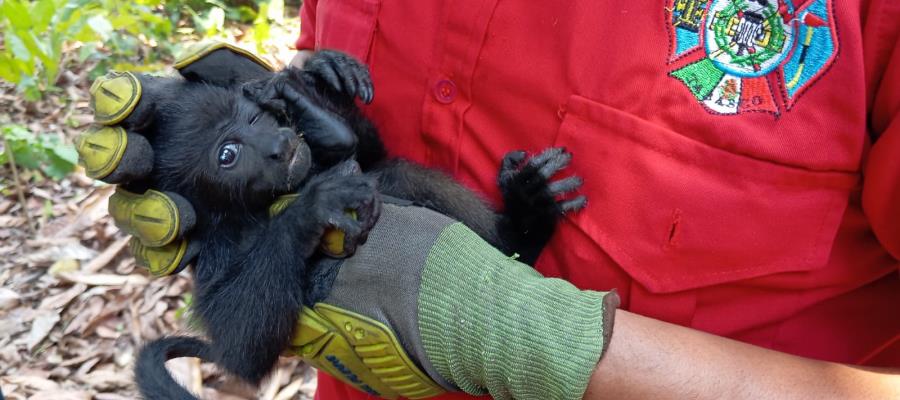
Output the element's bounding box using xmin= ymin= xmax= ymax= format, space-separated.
xmin=295 ymin=0 xmax=319 ymax=50
xmin=862 ymin=0 xmax=900 ymax=261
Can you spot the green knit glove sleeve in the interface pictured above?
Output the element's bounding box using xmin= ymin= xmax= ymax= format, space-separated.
xmin=418 ymin=223 xmax=619 ymax=400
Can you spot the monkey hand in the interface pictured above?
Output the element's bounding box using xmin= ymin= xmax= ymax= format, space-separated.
xmin=291 ymin=202 xmax=620 ymax=400
xmin=300 ymin=49 xmax=374 ymax=104
xmin=497 ymin=147 xmax=587 ymax=264
xmin=270 ymin=160 xmax=381 ymax=258
xmin=243 ymin=67 xmax=363 ymax=167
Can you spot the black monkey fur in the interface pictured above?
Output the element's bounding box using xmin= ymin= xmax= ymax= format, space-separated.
xmin=130 ymin=50 xmax=585 ymax=399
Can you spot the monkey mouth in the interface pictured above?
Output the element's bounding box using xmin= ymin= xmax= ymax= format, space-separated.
xmin=284 ymin=139 xmax=310 ymax=190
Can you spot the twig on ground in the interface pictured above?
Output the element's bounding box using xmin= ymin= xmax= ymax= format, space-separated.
xmin=2 ymin=135 xmax=37 ymax=236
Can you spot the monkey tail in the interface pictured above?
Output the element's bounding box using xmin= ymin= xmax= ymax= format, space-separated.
xmin=135 ymin=336 xmax=213 ymax=400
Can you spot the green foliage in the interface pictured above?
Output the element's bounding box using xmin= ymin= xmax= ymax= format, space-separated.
xmin=179 ymin=0 xmax=284 ymax=53
xmin=0 ymin=124 xmax=78 ymax=180
xmin=0 ymin=0 xmax=291 ymax=180
xmin=0 ymin=0 xmax=288 ymax=101
xmin=0 ymin=0 xmax=176 ymax=101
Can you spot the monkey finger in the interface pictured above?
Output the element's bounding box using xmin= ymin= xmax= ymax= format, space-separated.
xmin=359 ymin=73 xmax=374 ymax=104
xmin=501 ymin=150 xmax=528 ymax=171
xmin=547 ymin=176 xmax=583 ymax=197
xmin=498 ymin=150 xmax=528 ymax=187
xmin=348 ymin=62 xmax=374 ymax=104
xmin=330 ymin=214 xmax=365 ymax=238
xmin=330 ymin=57 xmax=363 ymax=101
xmin=526 ymin=147 xmax=565 ymax=169
xmin=242 ymin=77 xmax=284 ymax=111
xmin=536 ymin=150 xmax=572 ymax=180
xmin=353 ymin=195 xmax=382 ymax=242
xmin=558 ymin=195 xmax=588 ymax=213
xmin=306 ymin=58 xmax=344 ymax=94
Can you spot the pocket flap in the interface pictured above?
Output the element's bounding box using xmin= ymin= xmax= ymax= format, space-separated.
xmin=315 ymin=0 xmax=381 ymax=62
xmin=556 ymin=95 xmax=858 ymax=293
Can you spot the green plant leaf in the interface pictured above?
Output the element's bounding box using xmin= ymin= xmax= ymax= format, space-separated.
xmin=0 ymin=0 xmax=33 ymax=30
xmin=50 ymin=141 xmax=78 ymax=165
xmin=2 ymin=124 xmax=32 ymax=142
xmin=44 ymin=151 xmax=76 ymax=179
xmin=87 ymin=14 xmax=114 ymax=40
xmin=206 ymin=7 xmax=225 ymax=36
xmin=0 ymin=55 xmax=20 ymax=82
xmin=4 ymin=30 xmax=32 ymax=61
xmin=31 ymin=0 xmax=57 ymax=32
xmin=18 ymin=76 xmax=43 ymax=101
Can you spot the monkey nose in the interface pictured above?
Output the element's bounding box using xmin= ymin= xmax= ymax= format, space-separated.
xmin=267 ymin=132 xmax=294 ymax=161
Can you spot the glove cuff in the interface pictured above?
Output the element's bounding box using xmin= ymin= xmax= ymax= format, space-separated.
xmin=418 ymin=223 xmax=619 ymax=400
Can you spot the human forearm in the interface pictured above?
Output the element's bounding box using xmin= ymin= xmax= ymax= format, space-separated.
xmin=584 ymin=310 xmax=900 ymax=400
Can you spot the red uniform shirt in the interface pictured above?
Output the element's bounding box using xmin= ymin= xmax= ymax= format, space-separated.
xmin=296 ymin=1 xmax=900 ymax=399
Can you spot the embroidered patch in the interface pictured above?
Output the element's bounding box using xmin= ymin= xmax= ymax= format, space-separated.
xmin=670 ymin=0 xmax=710 ymax=59
xmin=666 ymin=0 xmax=838 ymax=116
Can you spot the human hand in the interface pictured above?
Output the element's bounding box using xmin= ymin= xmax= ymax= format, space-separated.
xmin=291 ymin=201 xmax=619 ymax=400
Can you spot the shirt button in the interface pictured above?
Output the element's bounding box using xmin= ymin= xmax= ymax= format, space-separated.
xmin=433 ymin=79 xmax=457 ymax=104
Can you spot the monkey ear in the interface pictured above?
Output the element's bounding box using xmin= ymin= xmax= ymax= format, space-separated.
xmin=175 ymin=40 xmax=275 ymax=86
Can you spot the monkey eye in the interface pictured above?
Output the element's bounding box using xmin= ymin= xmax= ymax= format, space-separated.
xmin=218 ymin=142 xmax=241 ymax=168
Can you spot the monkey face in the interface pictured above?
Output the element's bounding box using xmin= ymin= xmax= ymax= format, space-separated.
xmin=150 ymin=82 xmax=312 ymax=212
xmin=207 ymin=97 xmax=312 ymax=196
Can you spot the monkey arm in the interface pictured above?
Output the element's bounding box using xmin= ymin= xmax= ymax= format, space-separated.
xmin=367 ymin=147 xmax=588 ymax=265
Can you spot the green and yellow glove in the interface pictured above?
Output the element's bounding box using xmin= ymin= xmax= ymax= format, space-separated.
xmin=291 ymin=202 xmax=619 ymax=400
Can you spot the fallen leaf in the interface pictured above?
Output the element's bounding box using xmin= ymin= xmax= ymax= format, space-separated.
xmin=166 ymin=357 xmax=203 ymax=398
xmin=82 ymin=236 xmax=129 ymax=273
xmin=39 ymin=283 xmax=87 ymax=310
xmin=0 ymin=288 xmax=21 ymax=310
xmin=57 ymin=272 xmax=148 ymax=287
xmin=43 ymin=186 xmax=113 ymax=239
xmin=80 ymin=370 xmax=131 ymax=391
xmin=4 ymin=374 xmax=58 ymax=391
xmin=274 ymin=377 xmax=305 ymax=400
xmin=73 ymin=356 xmax=100 ymax=377
xmin=63 ymin=296 xmax=104 ymax=336
xmin=24 ymin=240 xmax=96 ymax=267
xmin=0 ymin=216 xmax=26 ymax=228
xmin=25 ymin=310 xmax=61 ymax=351
xmin=48 ymin=258 xmax=80 ymax=276
xmin=261 ymin=366 xmax=284 ymax=400
xmin=0 ymin=307 xmax=35 ymax=338
xmin=29 ymin=389 xmax=91 ymax=400
xmin=94 ymin=394 xmax=136 ymax=400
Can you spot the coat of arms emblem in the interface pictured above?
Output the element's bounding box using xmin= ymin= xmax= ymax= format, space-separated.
xmin=666 ymin=0 xmax=838 ymax=116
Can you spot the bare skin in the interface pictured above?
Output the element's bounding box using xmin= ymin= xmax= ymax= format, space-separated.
xmin=584 ymin=310 xmax=900 ymax=400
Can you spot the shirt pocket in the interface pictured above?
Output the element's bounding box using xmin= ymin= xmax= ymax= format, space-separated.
xmin=555 ymin=95 xmax=859 ymax=293
xmin=315 ymin=0 xmax=381 ymax=62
